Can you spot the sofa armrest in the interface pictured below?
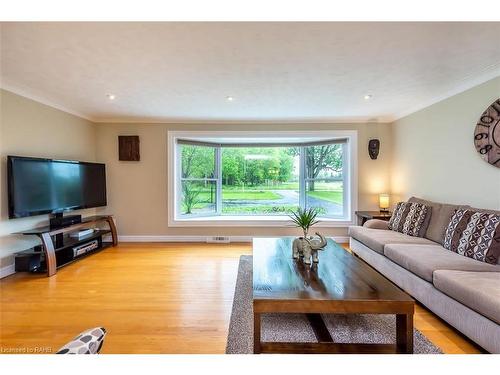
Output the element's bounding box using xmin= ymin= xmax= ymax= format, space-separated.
xmin=364 ymin=219 xmax=389 ymax=230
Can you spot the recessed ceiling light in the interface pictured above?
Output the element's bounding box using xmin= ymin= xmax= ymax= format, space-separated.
xmin=364 ymin=94 xmax=373 ymax=100
xmin=106 ymin=94 xmax=116 ymax=100
xmin=226 ymin=96 xmax=234 ymax=102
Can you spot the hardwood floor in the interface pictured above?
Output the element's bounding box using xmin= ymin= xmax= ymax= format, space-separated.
xmin=0 ymin=242 xmax=483 ymax=354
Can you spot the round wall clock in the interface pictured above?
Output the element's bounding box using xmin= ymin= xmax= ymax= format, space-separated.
xmin=474 ymin=98 xmax=500 ymax=168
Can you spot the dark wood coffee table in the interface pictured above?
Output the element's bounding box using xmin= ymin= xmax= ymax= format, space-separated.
xmin=252 ymin=237 xmax=414 ymax=354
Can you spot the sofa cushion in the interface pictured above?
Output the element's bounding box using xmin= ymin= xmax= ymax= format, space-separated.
xmin=363 ymin=219 xmax=389 ymax=230
xmin=466 ymin=207 xmax=500 ymax=265
xmin=407 ymin=197 xmax=433 ymax=236
xmin=408 ymin=197 xmax=465 ymax=244
xmin=444 ymin=209 xmax=500 ymax=264
xmin=468 ymin=206 xmax=500 ymax=216
xmin=388 ymin=201 xmax=430 ymax=237
xmin=348 ymin=226 xmax=435 ymax=255
xmin=384 ymin=244 xmax=500 ymax=282
xmin=433 ymin=270 xmax=500 ymax=324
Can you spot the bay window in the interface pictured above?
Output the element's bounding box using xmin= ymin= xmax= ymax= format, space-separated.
xmin=169 ymin=131 xmax=357 ymax=226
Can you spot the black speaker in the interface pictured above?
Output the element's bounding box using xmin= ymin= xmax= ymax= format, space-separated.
xmin=49 ymin=214 xmax=82 ymax=229
xmin=15 ymin=250 xmax=42 ymax=272
xmin=368 ymin=139 xmax=380 ymax=160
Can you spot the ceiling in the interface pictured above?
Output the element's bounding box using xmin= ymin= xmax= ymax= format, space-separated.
xmin=1 ymin=22 xmax=499 ymax=123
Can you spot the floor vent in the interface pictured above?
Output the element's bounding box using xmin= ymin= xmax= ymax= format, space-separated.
xmin=206 ymin=236 xmax=230 ymax=243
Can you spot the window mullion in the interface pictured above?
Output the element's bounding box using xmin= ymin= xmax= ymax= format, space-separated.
xmin=299 ymin=146 xmax=305 ymax=209
xmin=216 ymin=146 xmax=222 ymax=215
xmin=342 ymin=143 xmax=349 ymax=220
xmin=176 ymin=142 xmax=182 ymax=219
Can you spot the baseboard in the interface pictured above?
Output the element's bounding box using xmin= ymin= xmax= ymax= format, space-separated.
xmin=118 ymin=235 xmax=253 ymax=243
xmin=0 ymin=264 xmax=16 ymax=279
xmin=118 ymin=235 xmax=350 ymax=244
xmin=332 ymin=236 xmax=349 ymax=244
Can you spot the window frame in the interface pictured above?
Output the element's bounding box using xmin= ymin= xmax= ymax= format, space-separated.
xmin=302 ymin=142 xmax=349 ymax=219
xmin=168 ymin=130 xmax=358 ymax=227
xmin=177 ymin=143 xmax=220 ymax=218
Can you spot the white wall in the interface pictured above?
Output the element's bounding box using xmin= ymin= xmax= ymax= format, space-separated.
xmin=95 ymin=122 xmax=392 ymax=239
xmin=0 ymin=90 xmax=97 ymax=269
xmin=391 ymin=76 xmax=500 ymax=209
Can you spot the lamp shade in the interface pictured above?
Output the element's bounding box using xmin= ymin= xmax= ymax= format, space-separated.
xmin=379 ymin=194 xmax=390 ymax=210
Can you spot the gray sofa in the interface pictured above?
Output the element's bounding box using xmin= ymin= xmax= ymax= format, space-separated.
xmin=348 ymin=197 xmax=500 ymax=353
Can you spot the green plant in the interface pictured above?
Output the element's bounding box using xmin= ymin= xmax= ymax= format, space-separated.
xmin=289 ymin=207 xmax=320 ymax=238
xmin=182 ymin=183 xmax=201 ymax=214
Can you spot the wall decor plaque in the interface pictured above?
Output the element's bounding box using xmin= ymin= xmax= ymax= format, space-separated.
xmin=474 ymin=98 xmax=500 ymax=168
xmin=118 ymin=135 xmax=140 ymax=161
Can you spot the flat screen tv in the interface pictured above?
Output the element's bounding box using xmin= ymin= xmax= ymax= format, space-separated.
xmin=8 ymin=156 xmax=107 ymax=219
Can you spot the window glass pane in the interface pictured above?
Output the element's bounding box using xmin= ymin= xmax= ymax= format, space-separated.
xmin=305 ymin=143 xmax=343 ymax=180
xmin=305 ymin=180 xmax=343 ymax=217
xmin=180 ymin=180 xmax=217 ymax=217
xmin=175 ymin=139 xmax=350 ymax=221
xmin=180 ymin=144 xmax=216 ymax=179
xmin=305 ymin=143 xmax=344 ymax=217
xmin=221 ymin=147 xmax=299 ymax=215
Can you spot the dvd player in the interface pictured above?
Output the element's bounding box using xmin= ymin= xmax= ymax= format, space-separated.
xmin=73 ymin=239 xmax=99 ymax=257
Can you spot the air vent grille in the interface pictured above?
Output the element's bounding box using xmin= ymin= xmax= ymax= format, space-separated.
xmin=206 ymin=236 xmax=230 ymax=243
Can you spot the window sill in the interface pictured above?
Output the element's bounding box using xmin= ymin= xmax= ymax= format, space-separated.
xmin=169 ymin=215 xmax=355 ymax=227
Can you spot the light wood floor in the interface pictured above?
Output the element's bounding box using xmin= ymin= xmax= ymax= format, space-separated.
xmin=0 ymin=242 xmax=483 ymax=354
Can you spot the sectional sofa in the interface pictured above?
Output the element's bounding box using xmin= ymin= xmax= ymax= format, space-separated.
xmin=348 ymin=197 xmax=500 ymax=353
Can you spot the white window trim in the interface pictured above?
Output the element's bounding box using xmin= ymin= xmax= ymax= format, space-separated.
xmin=167 ymin=130 xmax=358 ymax=227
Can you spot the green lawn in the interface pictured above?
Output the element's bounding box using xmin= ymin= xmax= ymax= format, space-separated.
xmin=307 ymin=190 xmax=343 ymax=205
xmin=222 ymin=204 xmax=298 ymax=214
xmin=222 ymin=181 xmax=342 ymax=191
xmin=186 ymin=189 xmax=281 ymax=211
xmin=223 ymin=182 xmax=299 ymax=191
xmin=182 ymin=182 xmax=343 ymax=214
xmin=222 ymin=204 xmax=327 ymax=215
xmin=195 ymin=190 xmax=281 ymax=202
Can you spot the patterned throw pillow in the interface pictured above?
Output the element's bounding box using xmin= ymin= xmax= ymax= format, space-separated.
xmin=56 ymin=327 xmax=106 ymax=354
xmin=444 ymin=209 xmax=500 ymax=264
xmin=388 ymin=202 xmax=429 ymax=237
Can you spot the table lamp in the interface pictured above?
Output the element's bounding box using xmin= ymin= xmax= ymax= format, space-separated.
xmin=379 ymin=194 xmax=390 ymax=212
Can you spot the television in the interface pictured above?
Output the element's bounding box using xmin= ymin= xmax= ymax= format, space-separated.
xmin=7 ymin=156 xmax=107 ymax=219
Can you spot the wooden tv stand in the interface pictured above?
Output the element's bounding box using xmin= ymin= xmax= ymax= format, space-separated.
xmin=19 ymin=215 xmax=117 ymax=277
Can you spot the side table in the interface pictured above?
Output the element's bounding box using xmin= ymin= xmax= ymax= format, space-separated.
xmin=355 ymin=211 xmax=392 ymax=226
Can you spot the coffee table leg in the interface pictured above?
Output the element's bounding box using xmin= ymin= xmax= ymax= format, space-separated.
xmin=396 ymin=313 xmax=413 ymax=354
xmin=254 ymin=312 xmax=261 ymax=354
xmin=306 ymin=314 xmax=333 ymax=342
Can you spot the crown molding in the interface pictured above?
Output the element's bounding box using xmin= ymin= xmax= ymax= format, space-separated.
xmin=92 ymin=116 xmax=394 ymax=124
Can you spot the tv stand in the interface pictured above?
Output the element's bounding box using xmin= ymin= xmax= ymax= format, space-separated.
xmin=19 ymin=215 xmax=117 ymax=277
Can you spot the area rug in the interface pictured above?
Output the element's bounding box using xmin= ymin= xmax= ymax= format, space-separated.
xmin=226 ymin=255 xmax=442 ymax=354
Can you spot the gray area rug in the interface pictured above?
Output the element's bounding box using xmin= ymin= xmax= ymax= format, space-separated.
xmin=226 ymin=255 xmax=442 ymax=354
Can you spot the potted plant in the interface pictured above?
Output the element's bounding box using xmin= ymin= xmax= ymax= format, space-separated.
xmin=289 ymin=207 xmax=320 ymax=239
xmin=289 ymin=207 xmax=327 ymax=264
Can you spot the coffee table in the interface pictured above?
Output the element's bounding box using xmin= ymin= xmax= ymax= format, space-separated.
xmin=252 ymin=237 xmax=414 ymax=354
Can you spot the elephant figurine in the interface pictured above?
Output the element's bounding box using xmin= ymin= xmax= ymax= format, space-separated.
xmin=292 ymin=232 xmax=327 ymax=264
xmin=292 ymin=237 xmax=308 ymax=259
